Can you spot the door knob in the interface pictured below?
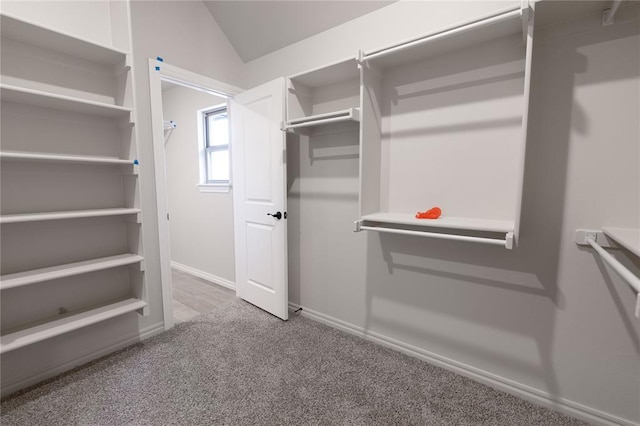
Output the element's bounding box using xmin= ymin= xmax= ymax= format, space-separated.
xmin=267 ymin=211 xmax=282 ymax=220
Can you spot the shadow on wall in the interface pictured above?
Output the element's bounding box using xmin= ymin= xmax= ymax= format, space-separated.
xmin=363 ymin=6 xmax=640 ymax=402
xmin=287 ymin=126 xmax=366 ymax=316
xmin=308 ymin=123 xmax=361 ymax=165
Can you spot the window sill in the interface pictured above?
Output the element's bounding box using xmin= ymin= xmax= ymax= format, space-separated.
xmin=197 ymin=184 xmax=231 ymax=194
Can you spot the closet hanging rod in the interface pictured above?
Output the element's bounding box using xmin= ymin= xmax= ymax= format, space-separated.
xmin=360 ymin=225 xmax=513 ymax=249
xmin=285 ymin=115 xmax=350 ymax=130
xmin=361 ymin=7 xmax=522 ymax=63
xmin=284 ymin=109 xmax=359 ymax=130
xmin=586 ymin=237 xmax=640 ymax=317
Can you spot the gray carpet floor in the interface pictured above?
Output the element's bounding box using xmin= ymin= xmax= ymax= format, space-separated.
xmin=1 ymin=299 xmax=587 ymax=425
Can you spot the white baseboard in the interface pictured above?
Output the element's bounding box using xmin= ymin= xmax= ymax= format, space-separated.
xmin=288 ymin=302 xmax=637 ymax=426
xmin=1 ymin=323 xmax=165 ymax=398
xmin=171 ymin=261 xmax=236 ymax=292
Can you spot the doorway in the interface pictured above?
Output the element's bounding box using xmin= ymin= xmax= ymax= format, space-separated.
xmin=148 ymin=60 xmax=243 ymax=329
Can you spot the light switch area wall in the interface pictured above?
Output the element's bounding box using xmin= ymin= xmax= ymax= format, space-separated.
xmin=162 ymin=85 xmax=235 ymax=284
xmin=254 ymin=2 xmax=640 ymax=424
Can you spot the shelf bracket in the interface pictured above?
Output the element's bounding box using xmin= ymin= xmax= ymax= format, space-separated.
xmin=354 ymin=220 xmax=362 ymax=232
xmin=505 ymin=232 xmax=514 ymax=250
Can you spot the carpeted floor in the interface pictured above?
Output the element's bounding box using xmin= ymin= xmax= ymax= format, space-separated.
xmin=1 ymin=299 xmax=587 ymax=425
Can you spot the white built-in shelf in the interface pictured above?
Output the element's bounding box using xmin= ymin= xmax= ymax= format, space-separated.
xmin=0 ymin=151 xmax=136 ymax=166
xmin=284 ymin=108 xmax=360 ymax=131
xmin=356 ymin=6 xmax=530 ymax=250
xmin=0 ymin=254 xmax=144 ymax=291
xmin=363 ymin=7 xmax=522 ymax=69
xmin=361 ymin=212 xmax=514 ymax=233
xmin=0 ymin=13 xmax=128 ymax=65
xmin=289 ymin=58 xmax=360 ymax=88
xmin=0 ymin=298 xmax=146 ymax=354
xmin=286 ymin=58 xmax=360 ymax=129
xmin=603 ymin=227 xmax=640 ymax=258
xmin=0 ymin=84 xmax=133 ymax=118
xmin=0 ymin=208 xmax=141 ymax=224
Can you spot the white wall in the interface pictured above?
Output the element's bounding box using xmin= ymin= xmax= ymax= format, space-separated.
xmin=249 ymin=1 xmax=640 ymax=424
xmin=162 ymin=85 xmax=235 ymax=283
xmin=0 ymin=0 xmax=244 ymax=395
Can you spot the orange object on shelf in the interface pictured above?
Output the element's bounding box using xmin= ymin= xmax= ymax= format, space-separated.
xmin=415 ymin=207 xmax=441 ymax=219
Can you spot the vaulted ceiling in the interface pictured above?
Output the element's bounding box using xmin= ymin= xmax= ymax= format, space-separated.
xmin=203 ymin=1 xmax=396 ymax=62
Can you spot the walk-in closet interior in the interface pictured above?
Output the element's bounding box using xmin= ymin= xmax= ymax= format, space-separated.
xmin=0 ymin=1 xmax=638 ymax=425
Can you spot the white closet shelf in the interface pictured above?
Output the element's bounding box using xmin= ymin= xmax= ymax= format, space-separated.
xmin=1 ymin=254 xmax=144 ymax=291
xmin=0 ymin=13 xmax=128 ymax=65
xmin=603 ymin=227 xmax=640 ymax=258
xmin=360 ymin=212 xmax=514 ymax=233
xmin=289 ymin=58 xmax=360 ymax=88
xmin=0 ymin=151 xmax=136 ymax=166
xmin=0 ymin=298 xmax=146 ymax=354
xmin=362 ymin=7 xmax=522 ymax=69
xmin=284 ymin=108 xmax=360 ymax=131
xmin=0 ymin=208 xmax=141 ymax=224
xmin=0 ymin=84 xmax=133 ymax=118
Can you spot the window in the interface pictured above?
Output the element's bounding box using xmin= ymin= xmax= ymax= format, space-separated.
xmin=198 ymin=105 xmax=230 ymax=192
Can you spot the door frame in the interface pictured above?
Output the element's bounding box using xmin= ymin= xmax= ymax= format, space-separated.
xmin=148 ymin=59 xmax=243 ymax=330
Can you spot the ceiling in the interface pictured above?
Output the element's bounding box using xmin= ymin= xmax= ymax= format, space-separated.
xmin=203 ymin=1 xmax=396 ymax=62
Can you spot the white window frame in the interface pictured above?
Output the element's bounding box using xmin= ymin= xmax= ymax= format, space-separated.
xmin=197 ymin=102 xmax=231 ymax=193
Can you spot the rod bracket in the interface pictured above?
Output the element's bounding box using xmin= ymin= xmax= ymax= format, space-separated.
xmin=354 ymin=220 xmax=363 ymax=232
xmin=575 ymin=229 xmax=611 ymax=247
xmin=505 ymin=232 xmax=514 ymax=250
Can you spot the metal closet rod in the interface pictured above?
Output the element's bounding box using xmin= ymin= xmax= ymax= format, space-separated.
xmin=587 ymin=237 xmax=640 ymax=296
xmin=286 ymin=115 xmax=350 ymax=130
xmin=362 ymin=7 xmax=522 ymax=62
xmin=359 ymin=225 xmax=513 ymax=249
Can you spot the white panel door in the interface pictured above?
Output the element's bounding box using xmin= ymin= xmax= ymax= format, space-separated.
xmin=231 ymin=78 xmax=288 ymax=320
